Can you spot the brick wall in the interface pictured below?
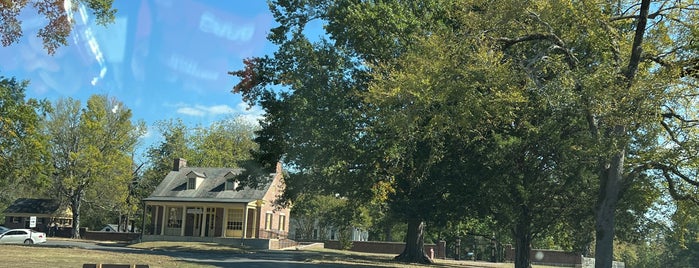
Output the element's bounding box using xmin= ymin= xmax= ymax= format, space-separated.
xmin=81 ymin=230 xmax=141 ymax=242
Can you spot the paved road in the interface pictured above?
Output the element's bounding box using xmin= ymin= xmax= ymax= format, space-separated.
xmin=43 ymin=238 xmax=371 ymax=268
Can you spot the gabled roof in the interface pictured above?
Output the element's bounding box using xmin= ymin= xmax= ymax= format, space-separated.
xmin=144 ymin=167 xmax=274 ymax=203
xmin=3 ymin=198 xmax=64 ymax=215
xmin=187 ymin=170 xmax=206 ymax=178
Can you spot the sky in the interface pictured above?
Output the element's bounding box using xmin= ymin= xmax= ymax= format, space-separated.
xmin=1 ymin=0 xmax=282 ymax=159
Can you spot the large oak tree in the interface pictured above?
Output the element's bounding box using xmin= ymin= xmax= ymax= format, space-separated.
xmin=45 ymin=95 xmax=143 ymax=238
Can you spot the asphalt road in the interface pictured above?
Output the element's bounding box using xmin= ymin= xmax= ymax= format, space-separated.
xmin=42 ymin=239 xmax=374 ymax=268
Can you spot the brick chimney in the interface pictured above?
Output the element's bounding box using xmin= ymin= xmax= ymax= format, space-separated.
xmin=173 ymin=158 xmax=187 ymax=171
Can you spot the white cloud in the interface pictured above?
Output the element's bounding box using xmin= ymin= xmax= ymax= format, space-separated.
xmin=177 ymin=107 xmax=206 ymax=116
xmin=202 ymin=104 xmax=235 ymax=115
xmin=173 ymin=102 xmax=264 ymax=125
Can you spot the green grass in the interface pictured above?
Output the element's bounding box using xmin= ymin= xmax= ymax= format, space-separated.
xmin=1 ymin=240 xmax=565 ymax=268
xmin=295 ymin=248 xmax=564 ymax=267
xmin=0 ymin=245 xmax=213 ymax=268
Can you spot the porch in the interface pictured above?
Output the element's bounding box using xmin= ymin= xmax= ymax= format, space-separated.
xmin=145 ymin=201 xmax=267 ymax=239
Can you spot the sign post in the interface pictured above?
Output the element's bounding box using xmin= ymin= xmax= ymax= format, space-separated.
xmin=29 ymin=216 xmax=36 ymax=241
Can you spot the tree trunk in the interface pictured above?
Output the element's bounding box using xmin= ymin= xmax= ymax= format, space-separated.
xmin=70 ymin=189 xmax=83 ymax=239
xmin=594 ymin=149 xmax=625 ymax=268
xmin=395 ymin=218 xmax=432 ymax=264
xmin=384 ymin=224 xmax=393 ymax=241
xmin=514 ymin=207 xmax=533 ymax=268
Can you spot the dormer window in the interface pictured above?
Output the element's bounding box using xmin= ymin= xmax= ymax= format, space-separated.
xmin=187 ymin=177 xmax=196 ymax=190
xmin=224 ymin=171 xmax=239 ymax=191
xmin=186 ymin=171 xmax=206 ymax=190
xmin=225 ymin=180 xmax=239 ymax=191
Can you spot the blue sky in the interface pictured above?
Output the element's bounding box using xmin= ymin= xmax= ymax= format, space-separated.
xmin=1 ymin=0 xmax=281 ymax=158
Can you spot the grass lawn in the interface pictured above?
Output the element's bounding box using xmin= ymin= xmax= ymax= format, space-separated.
xmin=0 ymin=245 xmax=213 ymax=268
xmin=286 ymin=248 xmax=563 ymax=268
xmin=1 ymin=240 xmax=564 ymax=268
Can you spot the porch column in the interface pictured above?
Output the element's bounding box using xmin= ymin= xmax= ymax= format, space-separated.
xmin=160 ymin=206 xmax=166 ymax=235
xmin=255 ymin=200 xmax=263 ymax=238
xmin=250 ymin=207 xmax=257 ymax=238
xmin=221 ymin=208 xmax=228 ymax=238
xmin=180 ymin=205 xmax=186 ymax=236
xmin=200 ymin=206 xmax=207 ymax=237
xmin=242 ymin=205 xmax=248 ymax=239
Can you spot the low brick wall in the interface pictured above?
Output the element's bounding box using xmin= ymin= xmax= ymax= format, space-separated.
xmin=82 ymin=231 xmax=141 ymax=242
xmin=140 ymin=235 xmax=273 ymax=249
xmin=324 ymin=241 xmax=445 ymax=259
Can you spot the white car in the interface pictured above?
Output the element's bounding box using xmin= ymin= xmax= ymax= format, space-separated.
xmin=0 ymin=229 xmax=47 ymax=244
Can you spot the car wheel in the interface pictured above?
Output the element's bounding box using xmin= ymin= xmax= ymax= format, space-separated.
xmin=24 ymin=239 xmax=33 ymax=244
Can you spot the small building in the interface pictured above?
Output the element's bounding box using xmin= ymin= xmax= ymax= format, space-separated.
xmin=100 ymin=224 xmax=137 ymax=232
xmin=3 ymin=198 xmax=72 ymax=232
xmin=142 ymin=158 xmax=291 ymax=249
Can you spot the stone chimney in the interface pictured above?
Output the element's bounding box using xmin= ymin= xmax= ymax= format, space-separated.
xmin=173 ymin=158 xmax=187 ymax=171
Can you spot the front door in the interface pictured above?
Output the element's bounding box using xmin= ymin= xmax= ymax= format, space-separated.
xmin=190 ymin=207 xmax=202 ymax=236
xmin=246 ymin=208 xmax=256 ymax=238
xmin=204 ymin=208 xmax=216 ymax=237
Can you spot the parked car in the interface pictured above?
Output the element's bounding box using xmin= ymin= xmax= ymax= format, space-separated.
xmin=0 ymin=226 xmax=9 ymax=233
xmin=0 ymin=229 xmax=47 ymax=244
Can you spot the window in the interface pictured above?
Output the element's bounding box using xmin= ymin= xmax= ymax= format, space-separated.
xmin=265 ymin=213 xmax=273 ymax=230
xmin=278 ymin=215 xmax=286 ymax=231
xmin=227 ymin=208 xmax=244 ymax=230
xmin=188 ymin=177 xmax=196 ymax=190
xmin=167 ymin=207 xmax=183 ymax=228
xmin=10 ymin=217 xmax=19 ymax=223
xmin=225 ymin=180 xmax=239 ymax=191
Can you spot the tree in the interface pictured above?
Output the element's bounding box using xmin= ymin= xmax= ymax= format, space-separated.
xmin=0 ymin=76 xmax=50 ymax=205
xmin=231 ymin=0 xmax=453 ymax=263
xmin=458 ymin=1 xmax=699 ymax=267
xmin=45 ymin=95 xmax=143 ymax=238
xmin=0 ymin=0 xmax=116 ymax=54
xmin=234 ymin=1 xmax=699 ymax=266
xmin=189 ymin=117 xmax=258 ymax=168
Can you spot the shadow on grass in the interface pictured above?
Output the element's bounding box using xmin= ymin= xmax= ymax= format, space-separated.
xmin=53 ymin=240 xmax=496 ymax=268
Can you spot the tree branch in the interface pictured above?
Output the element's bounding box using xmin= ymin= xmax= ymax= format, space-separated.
xmin=624 ymin=0 xmax=651 ymax=84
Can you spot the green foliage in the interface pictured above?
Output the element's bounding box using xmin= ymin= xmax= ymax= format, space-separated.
xmin=0 ymin=75 xmax=50 ymax=206
xmin=189 ymin=117 xmax=258 ymax=168
xmin=291 ymin=193 xmax=371 ymax=248
xmin=0 ymin=0 xmax=116 ymax=54
xmin=665 ymin=201 xmax=699 ymax=267
xmin=614 ymin=241 xmax=666 ymax=268
xmin=140 ymin=116 xmax=258 ymax=201
xmin=45 ymin=95 xmax=143 ymax=237
xmin=234 ymin=1 xmax=699 ymax=266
